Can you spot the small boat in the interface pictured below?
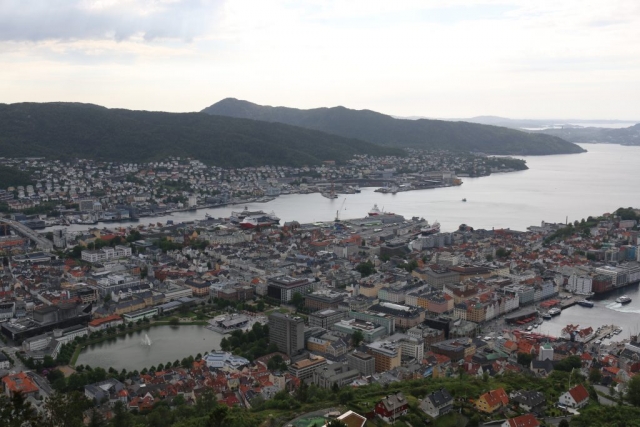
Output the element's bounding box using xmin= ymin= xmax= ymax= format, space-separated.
xmin=462 ymin=198 xmax=467 ymax=202
xmin=548 ymin=307 xmax=562 ymax=316
xmin=616 ymin=295 xmax=632 ymax=304
xmin=526 ymin=326 xmax=533 ymax=331
xmin=577 ymin=299 xmax=594 ymax=308
xmin=542 ymin=313 xmax=552 ymax=320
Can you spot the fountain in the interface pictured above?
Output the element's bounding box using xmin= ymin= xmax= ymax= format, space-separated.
xmin=141 ymin=334 xmax=152 ymax=346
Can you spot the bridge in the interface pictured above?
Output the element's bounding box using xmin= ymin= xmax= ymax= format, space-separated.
xmin=0 ymin=218 xmax=53 ymax=251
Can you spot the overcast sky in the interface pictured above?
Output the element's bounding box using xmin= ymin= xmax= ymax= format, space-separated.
xmin=1 ymin=0 xmax=639 ymax=119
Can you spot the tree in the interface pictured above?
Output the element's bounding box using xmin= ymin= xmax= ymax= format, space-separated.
xmin=88 ymin=408 xmax=107 ymax=427
xmin=355 ymin=260 xmax=375 ymax=277
xmin=517 ymin=352 xmax=534 ymax=367
xmin=291 ymin=292 xmax=304 ymax=309
xmin=558 ymin=420 xmax=569 ymax=427
xmin=352 ymin=330 xmax=365 ymax=347
xmin=555 ymin=355 xmax=582 ymax=372
xmin=45 ymin=391 xmax=89 ymax=427
xmin=207 ymin=405 xmax=228 ymax=427
xmin=627 ymin=374 xmax=640 ymax=406
xmin=111 ymin=401 xmax=134 ymax=427
xmin=589 ymin=368 xmax=602 ymax=384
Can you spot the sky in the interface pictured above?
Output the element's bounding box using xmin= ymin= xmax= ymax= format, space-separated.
xmin=1 ymin=0 xmax=639 ymax=120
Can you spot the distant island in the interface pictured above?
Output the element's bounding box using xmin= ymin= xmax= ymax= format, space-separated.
xmin=203 ymin=98 xmax=586 ymax=155
xmin=535 ymin=124 xmax=640 ymax=145
xmin=0 ymin=102 xmax=403 ymax=168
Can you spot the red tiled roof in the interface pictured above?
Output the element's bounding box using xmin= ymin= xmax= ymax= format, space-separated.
xmin=506 ymin=414 xmax=540 ymax=427
xmin=568 ymin=384 xmax=589 ymax=404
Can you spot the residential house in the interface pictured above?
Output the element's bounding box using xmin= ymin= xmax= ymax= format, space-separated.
xmin=501 ymin=414 xmax=540 ymax=427
xmin=375 ymin=392 xmax=409 ymax=423
xmin=558 ymin=384 xmax=589 ymax=409
xmin=475 ymin=388 xmax=509 ymax=414
xmin=420 ymin=388 xmax=453 ymax=419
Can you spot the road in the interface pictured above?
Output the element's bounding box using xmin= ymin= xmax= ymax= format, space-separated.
xmin=0 ymin=218 xmax=53 ymax=250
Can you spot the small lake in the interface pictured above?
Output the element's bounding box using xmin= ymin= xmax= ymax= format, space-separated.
xmin=76 ymin=325 xmax=223 ymax=371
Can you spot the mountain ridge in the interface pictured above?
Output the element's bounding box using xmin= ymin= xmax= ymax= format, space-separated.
xmin=202 ymin=98 xmax=586 ymax=155
xmin=0 ymin=102 xmax=404 ymax=168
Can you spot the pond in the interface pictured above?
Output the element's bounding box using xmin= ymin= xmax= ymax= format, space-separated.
xmin=76 ymin=325 xmax=224 ymax=371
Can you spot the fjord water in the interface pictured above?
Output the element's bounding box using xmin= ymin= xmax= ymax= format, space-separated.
xmin=56 ymin=143 xmax=640 ymax=233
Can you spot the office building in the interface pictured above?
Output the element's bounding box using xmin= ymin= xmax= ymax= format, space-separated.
xmin=268 ymin=312 xmax=305 ymax=356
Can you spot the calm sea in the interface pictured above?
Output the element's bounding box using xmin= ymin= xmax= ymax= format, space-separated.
xmin=51 ymin=143 xmax=640 ymax=233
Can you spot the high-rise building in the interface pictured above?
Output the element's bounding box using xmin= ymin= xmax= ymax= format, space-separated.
xmin=268 ymin=312 xmax=305 ymax=356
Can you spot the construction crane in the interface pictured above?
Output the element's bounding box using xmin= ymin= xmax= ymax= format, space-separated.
xmin=335 ymin=198 xmax=347 ymax=222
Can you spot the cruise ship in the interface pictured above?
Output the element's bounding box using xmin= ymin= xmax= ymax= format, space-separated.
xmin=420 ymin=221 xmax=441 ymax=235
xmin=239 ymin=214 xmax=279 ymax=229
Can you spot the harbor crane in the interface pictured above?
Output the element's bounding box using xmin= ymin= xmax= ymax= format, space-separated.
xmin=335 ymin=198 xmax=347 ymax=222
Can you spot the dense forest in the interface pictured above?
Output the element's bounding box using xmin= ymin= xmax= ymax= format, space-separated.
xmin=203 ymin=98 xmax=586 ymax=155
xmin=0 ymin=164 xmax=33 ymax=189
xmin=0 ymin=103 xmax=404 ymax=168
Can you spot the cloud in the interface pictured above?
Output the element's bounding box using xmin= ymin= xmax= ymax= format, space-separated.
xmin=0 ymin=0 xmax=220 ymax=42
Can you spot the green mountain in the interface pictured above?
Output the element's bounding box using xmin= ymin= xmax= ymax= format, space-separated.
xmin=202 ymin=98 xmax=586 ymax=155
xmin=0 ymin=102 xmax=404 ymax=168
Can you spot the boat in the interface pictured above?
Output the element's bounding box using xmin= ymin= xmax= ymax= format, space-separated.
xmin=577 ymin=299 xmax=594 ymax=308
xmin=368 ymin=204 xmax=383 ymax=216
xmin=542 ymin=313 xmax=552 ymax=320
xmin=548 ymin=307 xmax=562 ymax=316
xmin=616 ymin=295 xmax=632 ymax=305
xmin=230 ymin=207 xmax=267 ymax=223
xmin=354 ymin=186 xmax=361 ymax=193
xmin=239 ymin=214 xmax=279 ymax=229
xmin=526 ymin=326 xmax=533 ymax=332
xmin=462 ymin=198 xmax=467 ymax=202
xmin=420 ymin=220 xmax=441 ymax=235
xmin=267 ymin=211 xmax=280 ymax=224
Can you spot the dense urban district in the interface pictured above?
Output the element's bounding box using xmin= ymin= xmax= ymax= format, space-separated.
xmin=1 ymin=155 xmax=640 ymax=426
xmin=0 ymin=152 xmax=526 ymax=223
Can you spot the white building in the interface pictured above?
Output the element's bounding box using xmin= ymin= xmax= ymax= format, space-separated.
xmin=567 ymin=274 xmax=593 ymax=295
xmin=558 ymin=384 xmax=589 ymax=409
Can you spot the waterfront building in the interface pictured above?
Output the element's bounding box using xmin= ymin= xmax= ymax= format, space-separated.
xmin=567 ymin=274 xmax=593 ymax=295
xmin=122 ymin=307 xmax=158 ymax=323
xmin=88 ymin=315 xmax=124 ymax=332
xmin=268 ymin=312 xmax=305 ymax=356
